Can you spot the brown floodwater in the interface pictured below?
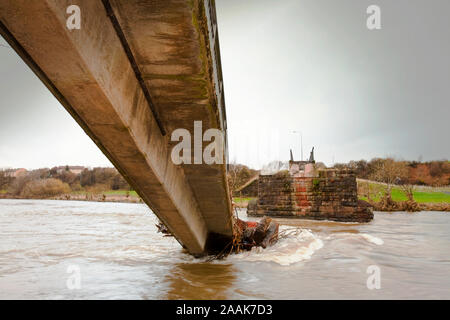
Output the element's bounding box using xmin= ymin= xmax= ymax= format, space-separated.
xmin=0 ymin=199 xmax=449 ymax=299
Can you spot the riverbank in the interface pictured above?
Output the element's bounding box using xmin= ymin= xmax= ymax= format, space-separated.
xmin=368 ymin=199 xmax=450 ymax=212
xmin=356 ymin=179 xmax=450 ymax=212
xmin=0 ymin=190 xmax=143 ymax=204
xmin=2 ymin=191 xmax=449 ymax=211
xmin=357 ymin=180 xmax=450 ymax=203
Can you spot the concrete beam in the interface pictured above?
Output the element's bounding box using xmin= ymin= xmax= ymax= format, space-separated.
xmin=0 ymin=0 xmax=232 ymax=255
xmin=108 ymin=0 xmax=233 ymax=241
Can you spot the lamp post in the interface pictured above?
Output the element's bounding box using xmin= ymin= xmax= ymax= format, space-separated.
xmin=292 ymin=130 xmax=303 ymax=161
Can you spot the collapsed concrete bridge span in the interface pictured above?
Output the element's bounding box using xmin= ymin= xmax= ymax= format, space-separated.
xmin=0 ymin=0 xmax=233 ymax=255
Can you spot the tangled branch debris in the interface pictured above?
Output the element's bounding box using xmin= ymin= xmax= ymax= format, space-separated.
xmin=206 ymin=213 xmax=279 ymax=261
xmin=156 ymin=208 xmax=280 ymax=260
xmin=155 ymin=221 xmax=172 ymax=237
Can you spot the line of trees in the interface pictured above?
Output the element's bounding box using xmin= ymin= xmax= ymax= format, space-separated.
xmin=2 ymin=158 xmax=448 ymax=200
xmin=0 ymin=167 xmax=131 ymax=198
xmin=334 ymin=158 xmax=450 ymax=187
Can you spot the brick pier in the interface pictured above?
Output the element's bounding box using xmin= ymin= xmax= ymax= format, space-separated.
xmin=248 ymin=168 xmax=373 ymax=222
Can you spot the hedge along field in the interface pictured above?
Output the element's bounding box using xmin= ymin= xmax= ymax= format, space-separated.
xmin=20 ymin=179 xmax=71 ymax=198
xmin=103 ymin=190 xmax=138 ymax=196
xmin=358 ymin=182 xmax=450 ymax=204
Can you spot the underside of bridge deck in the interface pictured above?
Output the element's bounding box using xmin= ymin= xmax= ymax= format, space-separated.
xmin=0 ymin=0 xmax=233 ymax=255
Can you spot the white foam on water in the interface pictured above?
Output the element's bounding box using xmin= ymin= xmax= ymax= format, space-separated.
xmin=329 ymin=232 xmax=384 ymax=246
xmin=360 ymin=233 xmax=384 ymax=245
xmin=225 ymin=227 xmax=323 ymax=266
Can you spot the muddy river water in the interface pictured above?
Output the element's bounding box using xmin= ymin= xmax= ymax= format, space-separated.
xmin=0 ymin=199 xmax=448 ymax=299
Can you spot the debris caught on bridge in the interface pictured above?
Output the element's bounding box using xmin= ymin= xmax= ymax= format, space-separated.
xmin=235 ymin=217 xmax=279 ymax=251
xmin=206 ymin=207 xmax=279 ymax=261
xmin=155 ymin=221 xmax=172 ymax=237
xmin=156 ymin=206 xmax=280 ymax=260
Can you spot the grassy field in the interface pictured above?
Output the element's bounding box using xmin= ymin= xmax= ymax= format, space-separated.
xmin=233 ymin=197 xmax=256 ymax=203
xmin=358 ymin=183 xmax=450 ymax=204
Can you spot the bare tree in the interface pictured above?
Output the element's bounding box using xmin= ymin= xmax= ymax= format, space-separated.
xmin=227 ymin=162 xmax=257 ymax=194
xmin=369 ymin=158 xmax=409 ymax=198
xmin=227 ymin=161 xmax=241 ymax=193
xmin=400 ymin=183 xmax=415 ymax=202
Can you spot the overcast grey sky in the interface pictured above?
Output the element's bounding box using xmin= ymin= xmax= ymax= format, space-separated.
xmin=1 ymin=0 xmax=449 ymax=170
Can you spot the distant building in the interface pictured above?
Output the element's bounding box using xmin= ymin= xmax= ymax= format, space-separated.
xmin=5 ymin=168 xmax=27 ymax=178
xmin=55 ymin=166 xmax=85 ymax=175
xmin=68 ymin=166 xmax=85 ymax=175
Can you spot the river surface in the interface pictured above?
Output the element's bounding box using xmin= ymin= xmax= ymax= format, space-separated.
xmin=0 ymin=199 xmax=449 ymax=299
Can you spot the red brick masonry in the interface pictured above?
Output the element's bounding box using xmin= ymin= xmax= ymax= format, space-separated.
xmin=247 ymin=170 xmax=373 ymax=222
